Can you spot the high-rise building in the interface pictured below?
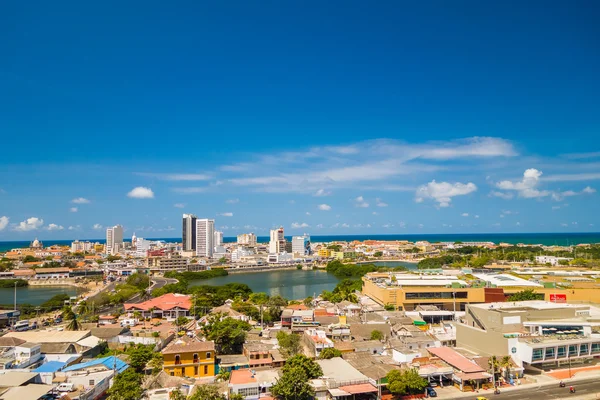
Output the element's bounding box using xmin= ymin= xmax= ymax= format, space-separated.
xmin=214 ymin=230 xmax=223 ymax=247
xmin=269 ymin=227 xmax=286 ymax=254
xmin=106 ymin=225 xmax=124 ymax=255
xmin=182 ymin=214 xmax=197 ymax=252
xmin=237 ymin=233 xmax=257 ymax=246
xmin=292 ymin=234 xmax=312 ymax=256
xmin=196 ymin=219 xmax=215 ymax=258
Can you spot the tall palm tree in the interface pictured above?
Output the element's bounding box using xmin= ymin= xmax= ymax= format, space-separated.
xmin=67 ymin=314 xmax=81 ymax=331
xmin=488 ymin=356 xmax=501 ymax=387
xmin=500 ymin=356 xmax=513 ymax=381
xmin=77 ymin=301 xmax=90 ymax=319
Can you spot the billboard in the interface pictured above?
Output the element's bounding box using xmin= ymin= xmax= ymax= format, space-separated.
xmin=549 ymin=293 xmax=567 ymax=303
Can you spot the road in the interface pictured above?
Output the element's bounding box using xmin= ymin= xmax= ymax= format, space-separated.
xmin=150 ymin=276 xmax=178 ymax=290
xmin=445 ymin=377 xmax=600 ymax=400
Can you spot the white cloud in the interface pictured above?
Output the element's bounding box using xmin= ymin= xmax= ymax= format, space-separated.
xmin=552 ymin=186 xmax=597 ymax=201
xmin=218 ymin=212 xmax=234 ymax=217
xmin=382 ymin=224 xmax=393 ymax=228
xmin=318 ymin=204 xmax=331 ymax=211
xmin=127 ymin=187 xmax=154 ymax=199
xmin=14 ymin=217 xmax=44 ymax=232
xmin=372 ymin=211 xmax=378 ymax=215
xmin=226 ymin=198 xmax=240 ymax=204
xmin=516 ymin=222 xmax=521 ymax=226
xmin=461 ymin=213 xmax=469 ymax=217
xmin=0 ymin=216 xmax=8 ymax=231
xmin=331 ymin=223 xmax=340 ymax=228
xmin=583 ymin=186 xmax=596 ymax=194
xmin=316 ymin=224 xmax=324 ymax=229
xmin=305 ymin=212 xmax=311 ymax=216
xmin=136 ymin=172 xmax=211 ymax=181
xmin=93 ymin=224 xmax=103 ymax=230
xmin=71 ymin=197 xmax=90 ymax=204
xmin=69 ymin=207 xmax=78 ymax=213
xmin=572 ymin=222 xmax=578 ymax=225
xmin=68 ymin=225 xmax=81 ymax=231
xmin=173 ymin=203 xmax=185 ymax=208
xmin=415 ymin=180 xmax=477 ymax=207
xmin=561 ymin=151 xmax=600 ymax=160
xmin=291 ymin=222 xmax=310 ymax=229
xmin=474 ymin=215 xmax=480 ymax=219
xmin=561 ymin=223 xmax=568 ymax=227
xmin=313 ymin=189 xmax=331 ymax=197
xmin=490 ymin=191 xmax=514 ymax=200
xmin=375 ymin=198 xmax=388 ymax=207
xmin=496 ymin=168 xmax=551 ymax=198
xmin=354 ymin=196 xmax=369 ymax=208
xmin=341 ymin=223 xmax=350 ymax=228
xmin=46 ymin=223 xmax=64 ymax=231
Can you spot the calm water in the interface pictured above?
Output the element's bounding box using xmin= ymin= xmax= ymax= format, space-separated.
xmin=366 ymin=261 xmax=418 ymax=270
xmin=0 ymin=286 xmax=79 ymax=306
xmin=2 ymin=232 xmax=600 ymax=251
xmin=190 ymin=269 xmax=341 ymax=300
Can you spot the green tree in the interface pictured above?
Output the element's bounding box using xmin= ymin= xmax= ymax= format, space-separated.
xmin=148 ymin=352 xmax=163 ymax=375
xmin=384 ymin=303 xmax=396 ymax=311
xmin=319 ymin=348 xmax=342 ymax=359
xmin=386 ymin=368 xmax=428 ymax=395
xmin=201 ymin=314 xmax=251 ymax=354
xmin=127 ymin=344 xmax=154 ymax=373
xmin=500 ymin=355 xmax=513 ymax=380
xmin=218 ymin=256 xmax=227 ymax=264
xmin=66 ymin=314 xmax=81 ymax=331
xmin=188 ymin=384 xmax=227 ymax=400
xmin=175 ymin=316 xmax=190 ymax=329
xmin=508 ymin=289 xmax=544 ymax=302
xmin=107 ymin=369 xmax=143 ymax=400
xmin=169 ymin=389 xmax=186 ymax=400
xmin=283 ymin=354 xmax=323 ymax=379
xmin=277 ymin=331 xmax=302 ymax=357
xmin=270 ymin=366 xmax=314 ymax=400
xmin=61 ymin=305 xmax=75 ymax=320
xmin=126 ymin=273 xmax=150 ymax=289
xmin=303 ymin=297 xmax=313 ymax=307
xmin=374 ymin=251 xmax=383 ymax=257
xmin=229 ymin=394 xmax=245 ymax=400
xmin=268 ymin=295 xmax=289 ymax=307
xmin=370 ymin=330 xmax=384 ymax=341
xmin=216 ymin=369 xmax=231 ymax=382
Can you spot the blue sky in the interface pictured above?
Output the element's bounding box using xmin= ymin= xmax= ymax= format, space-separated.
xmin=1 ymin=1 xmax=599 ymax=239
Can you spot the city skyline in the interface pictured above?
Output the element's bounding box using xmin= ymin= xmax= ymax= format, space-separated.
xmin=1 ymin=2 xmax=600 ymax=239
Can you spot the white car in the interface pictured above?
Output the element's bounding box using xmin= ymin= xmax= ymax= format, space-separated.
xmin=56 ymin=383 xmax=74 ymax=392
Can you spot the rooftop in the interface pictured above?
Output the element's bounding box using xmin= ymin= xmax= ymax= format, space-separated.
xmin=0 ymin=372 xmax=38 ymax=387
xmin=473 ymin=273 xmax=543 ymax=287
xmin=317 ymin=357 xmax=368 ymax=382
xmin=3 ymin=330 xmax=91 ymax=343
xmin=469 ymin=300 xmax=589 ymax=312
xmin=427 ymin=347 xmax=484 ymax=373
xmin=162 ymin=339 xmax=215 ymax=355
xmin=125 ymin=293 xmax=192 ymax=311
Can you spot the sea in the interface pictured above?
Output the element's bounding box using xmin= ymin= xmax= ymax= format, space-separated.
xmin=2 ymin=232 xmax=599 ymax=252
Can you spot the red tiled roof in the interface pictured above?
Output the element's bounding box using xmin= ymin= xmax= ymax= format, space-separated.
xmin=427 ymin=347 xmax=484 ymax=373
xmin=248 ymin=358 xmax=272 ymax=366
xmin=230 ymin=369 xmax=257 ymax=385
xmin=338 ymin=383 xmax=378 ymax=394
xmin=286 ymin=304 xmax=308 ymax=311
xmin=124 ymin=293 xmax=192 ymax=311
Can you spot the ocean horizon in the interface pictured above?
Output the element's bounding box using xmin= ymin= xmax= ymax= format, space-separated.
xmin=1 ymin=232 xmax=599 ymax=252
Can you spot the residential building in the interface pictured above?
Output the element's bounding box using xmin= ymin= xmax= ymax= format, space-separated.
xmin=162 ymin=339 xmax=215 ymax=378
xmin=196 ymin=219 xmax=215 ymax=258
xmin=106 ymin=225 xmax=124 ymax=255
xmin=71 ymin=240 xmax=93 ymax=253
xmin=269 ymin=227 xmax=286 ymax=254
xmin=182 ymin=214 xmax=197 ymax=252
xmin=243 ymin=343 xmax=274 ymax=368
xmin=292 ymin=234 xmax=311 ymax=256
xmin=456 ymin=300 xmax=600 ymax=372
xmin=135 ymin=237 xmax=152 ymax=257
xmin=0 ymin=340 xmax=42 ymax=369
xmin=281 ymin=309 xmax=318 ymax=332
xmin=331 ymin=250 xmax=356 ymax=260
xmin=318 ymin=248 xmax=331 ymax=258
xmin=58 ymin=356 xmax=128 ymax=400
xmin=146 ymin=254 xmax=189 ymax=273
xmin=303 ymin=328 xmax=334 ymax=358
xmin=124 ymin=293 xmax=191 ymax=320
xmin=535 ymin=255 xmax=573 ymax=266
xmin=228 ymin=369 xmax=279 ymax=400
xmin=34 ymin=268 xmax=70 ymax=280
xmin=231 ymin=247 xmax=255 ymax=263
xmin=237 ymin=233 xmax=257 ymax=246
xmin=214 ymin=230 xmax=223 ymax=247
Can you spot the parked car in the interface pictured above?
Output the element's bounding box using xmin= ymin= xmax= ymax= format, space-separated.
xmin=426 ymin=387 xmax=437 ymax=397
xmin=56 ymin=383 xmax=75 ymax=392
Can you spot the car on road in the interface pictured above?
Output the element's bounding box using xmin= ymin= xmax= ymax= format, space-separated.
xmin=476 ymin=397 xmax=488 ymax=400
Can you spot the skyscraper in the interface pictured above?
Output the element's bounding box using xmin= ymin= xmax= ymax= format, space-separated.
xmin=182 ymin=214 xmax=197 ymax=252
xmin=196 ymin=219 xmax=215 ymax=258
xmin=292 ymin=234 xmax=312 ymax=255
xmin=106 ymin=225 xmax=124 ymax=255
xmin=214 ymin=230 xmax=223 ymax=247
xmin=269 ymin=227 xmax=286 ymax=254
xmin=237 ymin=233 xmax=257 ymax=246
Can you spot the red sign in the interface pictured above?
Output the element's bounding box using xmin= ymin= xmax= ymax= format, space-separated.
xmin=549 ymin=294 xmax=567 ymax=303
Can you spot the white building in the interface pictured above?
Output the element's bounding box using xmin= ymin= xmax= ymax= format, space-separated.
xmin=269 ymin=227 xmax=286 ymax=254
xmin=106 ymin=225 xmax=124 ymax=255
xmin=196 ymin=219 xmax=215 ymax=258
xmin=303 ymin=328 xmax=334 ymax=358
xmin=214 ymin=230 xmax=224 ymax=247
xmin=182 ymin=214 xmax=197 ymax=252
xmin=237 ymin=233 xmax=257 ymax=246
xmin=535 ymin=255 xmax=573 ymax=266
xmin=71 ymin=240 xmax=93 ymax=253
xmin=135 ymin=238 xmax=152 ymax=257
xmin=292 ymin=234 xmax=311 ymax=256
xmin=231 ymin=247 xmax=255 ymax=262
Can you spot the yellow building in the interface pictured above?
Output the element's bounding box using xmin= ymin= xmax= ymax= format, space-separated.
xmin=161 ymin=339 xmax=215 ymax=378
xmin=331 ymin=251 xmax=356 ymax=260
xmin=318 ymin=248 xmax=331 ymax=258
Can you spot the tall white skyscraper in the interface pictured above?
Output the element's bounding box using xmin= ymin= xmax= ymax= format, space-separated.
xmin=269 ymin=227 xmax=286 ymax=254
xmin=214 ymin=230 xmax=223 ymax=247
xmin=237 ymin=233 xmax=257 ymax=246
xmin=106 ymin=225 xmax=124 ymax=255
xmin=292 ymin=234 xmax=312 ymax=255
xmin=182 ymin=214 xmax=197 ymax=251
xmin=196 ymin=219 xmax=215 ymax=258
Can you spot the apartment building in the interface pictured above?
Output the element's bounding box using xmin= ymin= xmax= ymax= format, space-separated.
xmin=196 ymin=219 xmax=215 ymax=258
xmin=105 ymin=225 xmax=123 ymax=255
xmin=237 ymin=233 xmax=257 ymax=246
xmin=145 ymin=254 xmax=189 ymax=272
xmin=182 ymin=214 xmax=197 ymax=252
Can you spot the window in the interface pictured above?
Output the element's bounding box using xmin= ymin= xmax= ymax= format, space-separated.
xmin=89 ymin=379 xmax=95 ymax=386
xmin=193 ymin=353 xmax=199 ymax=363
xmin=181 ymin=367 xmax=185 ymax=375
xmin=569 ymin=345 xmax=578 ymax=357
xmin=170 ymin=371 xmax=174 ymax=376
xmin=204 ymin=365 xmax=208 ymax=375
xmin=206 ymin=352 xmax=211 ymax=359
xmin=238 ymin=388 xmax=260 ymax=397
xmin=592 ymin=343 xmax=600 ymax=354
xmin=175 ymin=355 xmax=181 ymax=365
xmin=194 ymin=366 xmax=199 ymax=375
xmin=580 ymin=344 xmax=589 ymax=355
xmin=545 ymin=347 xmax=555 ymax=359
xmin=557 ymin=346 xmax=567 ymax=358
xmin=532 ymin=349 xmax=543 ymax=361
xmin=405 ymin=292 xmax=468 ymax=300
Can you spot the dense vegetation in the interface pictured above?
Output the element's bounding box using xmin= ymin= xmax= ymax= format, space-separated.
xmin=507 ymin=289 xmax=545 ymax=302
xmin=164 ymin=268 xmax=228 ymax=281
xmin=271 ymin=355 xmax=323 ymax=400
xmin=201 ymin=313 xmax=251 ymax=354
xmin=325 ymin=260 xmax=392 ymax=278
xmin=0 ymin=279 xmax=28 ymax=288
xmin=386 ymin=368 xmax=428 ymax=395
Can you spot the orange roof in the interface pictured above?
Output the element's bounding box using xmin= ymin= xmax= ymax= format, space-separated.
xmin=76 ymin=262 xmax=86 ymax=267
xmin=124 ymin=293 xmax=192 ymax=311
xmin=85 ymin=255 xmax=97 ymax=259
xmin=229 ymin=369 xmax=256 ymax=385
xmin=338 ymin=383 xmax=377 ymax=394
xmin=14 ymin=269 xmax=35 ymax=276
xmin=35 ymin=267 xmax=70 ymax=273
xmin=286 ymin=304 xmax=308 ymax=311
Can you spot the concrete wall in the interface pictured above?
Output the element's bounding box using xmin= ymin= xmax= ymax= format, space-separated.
xmin=455 ymin=323 xmax=509 ymax=356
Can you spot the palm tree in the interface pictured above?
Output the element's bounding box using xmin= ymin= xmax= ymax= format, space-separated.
xmin=77 ymin=301 xmax=90 ymax=320
xmin=488 ymin=356 xmax=501 ymax=388
xmin=132 ymin=310 xmax=142 ymax=323
xmin=500 ymin=356 xmax=513 ymax=382
xmin=67 ymin=314 xmax=81 ymax=331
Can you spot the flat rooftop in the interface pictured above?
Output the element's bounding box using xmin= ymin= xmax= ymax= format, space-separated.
xmin=473 ymin=273 xmax=543 ymax=287
xmin=317 ymin=357 xmax=368 ymax=382
xmin=469 ymin=301 xmax=589 ymax=311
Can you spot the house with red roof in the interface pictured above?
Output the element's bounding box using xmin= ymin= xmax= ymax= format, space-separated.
xmin=124 ymin=293 xmax=192 ymax=320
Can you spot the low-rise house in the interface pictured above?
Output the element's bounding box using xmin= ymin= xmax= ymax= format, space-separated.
xmin=281 ymin=309 xmax=318 ymax=332
xmin=3 ymin=330 xmax=102 ymax=361
xmin=217 ymin=354 xmax=249 ymax=372
xmin=314 ymin=357 xmax=378 ymax=399
xmin=34 ymin=268 xmax=70 ymax=279
xmin=427 ymin=346 xmax=491 ymax=391
xmin=243 ymin=343 xmax=273 ymax=368
xmin=33 ymin=360 xmax=67 ymax=384
xmin=58 ymin=356 xmax=128 ymax=400
xmin=303 ymin=328 xmax=334 ymax=358
xmin=161 ymin=338 xmax=215 ymax=379
xmin=124 ymin=293 xmax=191 ymax=320
xmin=228 ymin=369 xmax=279 ymax=400
xmin=0 ymin=342 xmax=42 ymax=369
